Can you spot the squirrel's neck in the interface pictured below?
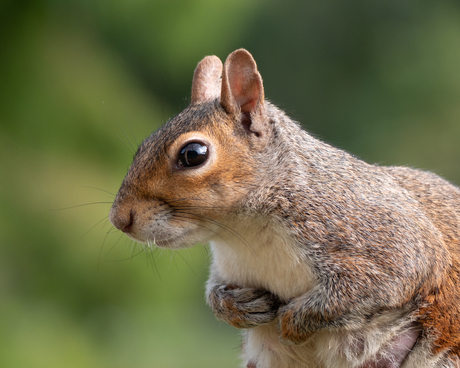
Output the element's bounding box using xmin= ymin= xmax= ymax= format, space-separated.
xmin=246 ymin=102 xmax=365 ymax=216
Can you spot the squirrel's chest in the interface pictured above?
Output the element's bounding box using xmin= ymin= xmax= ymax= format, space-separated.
xmin=209 ymin=224 xmax=316 ymax=301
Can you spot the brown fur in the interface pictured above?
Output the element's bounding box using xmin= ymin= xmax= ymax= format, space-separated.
xmin=388 ymin=167 xmax=460 ymax=356
xmin=110 ymin=49 xmax=460 ymax=367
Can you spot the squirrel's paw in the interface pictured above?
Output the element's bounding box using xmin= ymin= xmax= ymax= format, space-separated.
xmin=277 ymin=305 xmax=315 ymax=345
xmin=208 ymin=284 xmax=281 ymax=329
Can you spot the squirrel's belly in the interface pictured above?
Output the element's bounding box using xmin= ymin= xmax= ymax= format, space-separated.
xmin=243 ymin=321 xmax=420 ymax=368
xmin=243 ymin=322 xmax=319 ymax=368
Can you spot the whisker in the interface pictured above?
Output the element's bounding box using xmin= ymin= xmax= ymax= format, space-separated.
xmin=50 ymin=202 xmax=113 ymax=211
xmin=170 ymin=250 xmax=181 ymax=271
xmin=164 ymin=180 xmax=258 ymax=205
xmin=108 ymin=230 xmax=126 ymax=255
xmin=103 ymin=100 xmax=136 ymax=155
xmin=129 ymin=239 xmax=138 ymax=257
xmin=145 ymin=245 xmax=162 ymax=281
xmin=98 ymin=227 xmax=122 ymax=273
xmin=112 ymin=247 xmax=146 ymax=262
xmin=171 ymin=212 xmax=251 ymax=253
xmin=174 ymin=210 xmax=251 ymax=250
xmin=175 ymin=249 xmax=197 ymax=277
xmin=116 ymin=133 xmax=136 ymax=155
xmin=166 ymin=215 xmax=231 ymax=251
xmin=171 ymin=203 xmax=234 ymax=210
xmin=80 ymin=186 xmax=116 ymax=197
xmin=101 ymin=218 xmax=113 ymax=230
xmin=113 ymin=90 xmax=139 ymax=148
xmin=80 ymin=215 xmax=109 ymax=240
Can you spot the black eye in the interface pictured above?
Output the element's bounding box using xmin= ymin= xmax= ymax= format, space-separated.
xmin=178 ymin=142 xmax=208 ymax=168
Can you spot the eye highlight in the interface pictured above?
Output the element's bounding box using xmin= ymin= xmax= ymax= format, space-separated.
xmin=178 ymin=142 xmax=209 ymax=168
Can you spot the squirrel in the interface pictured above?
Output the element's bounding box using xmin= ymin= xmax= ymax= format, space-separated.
xmin=109 ymin=49 xmax=460 ymax=368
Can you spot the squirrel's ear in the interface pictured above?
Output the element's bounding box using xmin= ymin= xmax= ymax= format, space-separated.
xmin=221 ymin=49 xmax=268 ymax=139
xmin=191 ymin=55 xmax=223 ymax=104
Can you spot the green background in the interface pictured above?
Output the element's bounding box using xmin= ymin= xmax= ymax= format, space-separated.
xmin=1 ymin=0 xmax=460 ymax=367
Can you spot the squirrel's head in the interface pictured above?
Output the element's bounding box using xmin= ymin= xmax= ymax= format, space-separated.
xmin=109 ymin=49 xmax=273 ymax=249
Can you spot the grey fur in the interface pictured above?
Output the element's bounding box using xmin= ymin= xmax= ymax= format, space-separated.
xmin=110 ymin=50 xmax=460 ymax=368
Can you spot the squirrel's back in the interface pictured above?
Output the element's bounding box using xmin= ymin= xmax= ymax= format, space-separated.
xmin=386 ymin=166 xmax=460 ymax=357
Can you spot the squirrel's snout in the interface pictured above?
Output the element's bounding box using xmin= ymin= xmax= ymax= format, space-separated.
xmin=109 ymin=205 xmax=135 ymax=233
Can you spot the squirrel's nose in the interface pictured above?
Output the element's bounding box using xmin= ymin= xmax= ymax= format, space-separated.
xmin=109 ymin=205 xmax=135 ymax=233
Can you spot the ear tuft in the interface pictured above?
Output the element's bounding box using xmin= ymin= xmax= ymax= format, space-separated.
xmin=191 ymin=55 xmax=223 ymax=104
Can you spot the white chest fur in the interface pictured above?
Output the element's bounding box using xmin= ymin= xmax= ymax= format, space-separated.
xmin=209 ymin=218 xmax=316 ymax=301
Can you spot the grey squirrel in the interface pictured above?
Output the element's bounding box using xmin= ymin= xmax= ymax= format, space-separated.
xmin=109 ymin=49 xmax=460 ymax=368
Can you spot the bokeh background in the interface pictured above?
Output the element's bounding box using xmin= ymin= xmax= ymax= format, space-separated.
xmin=1 ymin=0 xmax=460 ymax=367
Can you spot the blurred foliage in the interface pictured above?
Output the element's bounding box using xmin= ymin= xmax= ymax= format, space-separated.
xmin=1 ymin=0 xmax=460 ymax=367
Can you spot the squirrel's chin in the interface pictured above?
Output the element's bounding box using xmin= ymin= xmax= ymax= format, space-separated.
xmin=126 ymin=228 xmax=207 ymax=250
xmin=124 ymin=234 xmax=179 ymax=249
xmin=151 ymin=237 xmax=196 ymax=250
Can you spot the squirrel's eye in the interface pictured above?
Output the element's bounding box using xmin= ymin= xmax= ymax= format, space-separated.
xmin=178 ymin=142 xmax=208 ymax=168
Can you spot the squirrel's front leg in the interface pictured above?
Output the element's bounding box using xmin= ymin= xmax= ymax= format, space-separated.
xmin=277 ymin=283 xmax=365 ymax=345
xmin=206 ymin=281 xmax=282 ymax=329
xmin=277 ymin=299 xmax=322 ymax=345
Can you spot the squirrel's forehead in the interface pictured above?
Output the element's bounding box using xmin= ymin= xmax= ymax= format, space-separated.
xmin=134 ymin=108 xmax=216 ymax=160
xmin=144 ymin=102 xmax=224 ymax=148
